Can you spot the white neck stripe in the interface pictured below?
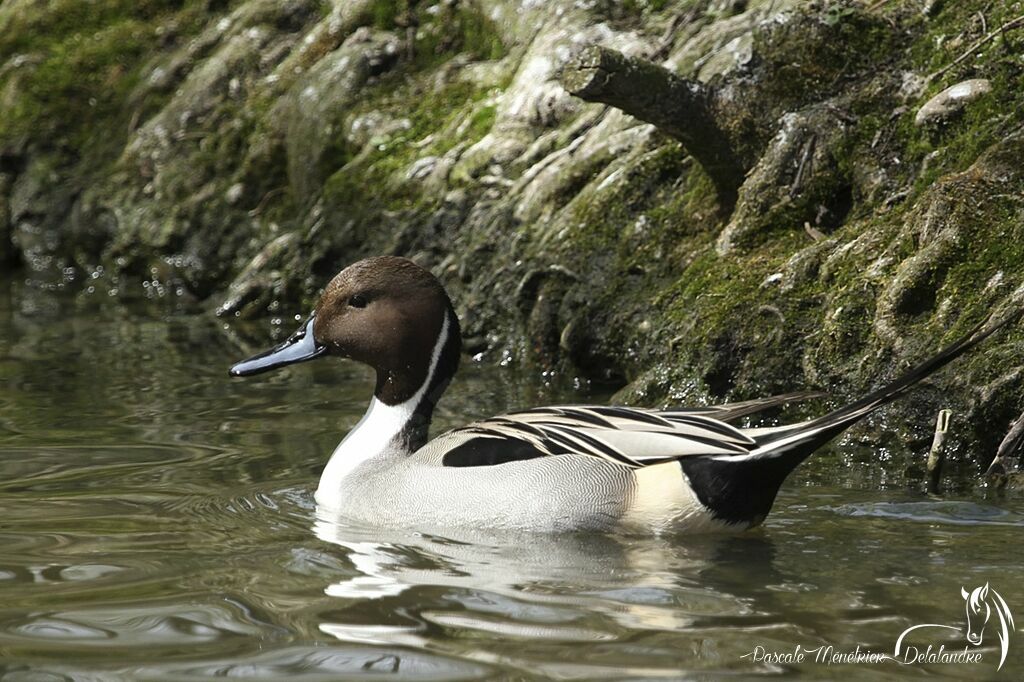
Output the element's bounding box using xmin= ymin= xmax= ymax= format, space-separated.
xmin=394 ymin=309 xmax=451 ymax=416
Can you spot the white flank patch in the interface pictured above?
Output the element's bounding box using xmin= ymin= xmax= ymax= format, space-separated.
xmin=620 ymin=462 xmax=733 ymax=534
xmin=315 ymin=313 xmax=451 ymax=510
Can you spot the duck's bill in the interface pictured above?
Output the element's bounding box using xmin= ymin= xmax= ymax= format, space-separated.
xmin=229 ymin=315 xmax=326 ymax=377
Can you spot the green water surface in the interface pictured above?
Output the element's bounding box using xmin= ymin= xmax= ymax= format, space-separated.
xmin=1 ymin=276 xmax=1022 ymax=680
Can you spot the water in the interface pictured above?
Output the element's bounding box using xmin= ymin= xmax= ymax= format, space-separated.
xmin=1 ymin=276 xmax=1022 ymax=680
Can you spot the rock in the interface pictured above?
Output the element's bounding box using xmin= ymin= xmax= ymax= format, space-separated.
xmin=225 ymin=183 xmax=246 ymax=205
xmin=914 ymin=79 xmax=992 ymax=126
xmin=4 ymin=0 xmax=1024 ymax=476
xmin=346 ymin=112 xmax=411 ymax=149
xmin=281 ymin=28 xmax=401 ymax=199
xmin=670 ymin=2 xmax=804 ymax=79
xmin=873 ymin=131 xmax=1024 ymax=342
xmin=216 ymin=232 xmax=300 ymax=317
xmin=512 ymin=118 xmax=654 ymax=227
xmin=7 ymin=155 xmax=76 ymax=274
xmin=127 ymin=18 xmax=281 ymax=163
xmin=0 ymin=172 xmax=12 ymax=265
xmin=716 ymin=103 xmax=853 ymax=254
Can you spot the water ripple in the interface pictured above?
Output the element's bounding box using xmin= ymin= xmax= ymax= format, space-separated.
xmin=3 ymin=286 xmax=1024 ymax=679
xmin=829 ymin=500 xmax=1024 ymax=526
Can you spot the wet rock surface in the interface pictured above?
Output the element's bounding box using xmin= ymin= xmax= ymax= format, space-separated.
xmin=2 ymin=0 xmax=1024 ymax=478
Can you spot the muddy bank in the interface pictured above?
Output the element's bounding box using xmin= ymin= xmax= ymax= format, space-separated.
xmin=2 ymin=0 xmax=1023 ymax=481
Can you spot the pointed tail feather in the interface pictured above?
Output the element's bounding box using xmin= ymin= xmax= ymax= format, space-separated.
xmin=706 ymin=391 xmax=828 ymax=422
xmin=752 ymin=309 xmax=1022 ymax=461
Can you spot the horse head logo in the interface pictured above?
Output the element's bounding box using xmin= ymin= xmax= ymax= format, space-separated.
xmin=895 ymin=583 xmax=1016 ymax=671
xmin=961 ymin=583 xmax=1014 ymax=669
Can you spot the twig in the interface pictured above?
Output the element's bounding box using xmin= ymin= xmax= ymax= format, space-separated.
xmin=927 ymin=13 xmax=1024 ymax=83
xmin=804 ymin=221 xmax=825 ymax=242
xmin=790 ymin=134 xmax=817 ymax=198
xmin=248 ymin=187 xmax=286 ymax=217
xmin=926 ymin=409 xmax=951 ymax=494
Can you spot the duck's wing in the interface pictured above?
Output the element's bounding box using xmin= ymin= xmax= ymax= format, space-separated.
xmin=439 ymin=405 xmax=759 ymax=469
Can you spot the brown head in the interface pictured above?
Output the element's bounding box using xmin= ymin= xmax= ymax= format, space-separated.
xmin=230 ymin=256 xmax=461 ymax=407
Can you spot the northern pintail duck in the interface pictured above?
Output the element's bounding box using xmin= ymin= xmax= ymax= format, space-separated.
xmin=230 ymin=256 xmax=1015 ymax=534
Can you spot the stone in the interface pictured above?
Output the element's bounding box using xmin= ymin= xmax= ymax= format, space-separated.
xmin=914 ymin=79 xmax=992 ymax=126
xmin=216 ymin=231 xmax=299 ymax=317
xmin=281 ymin=28 xmax=401 ymax=199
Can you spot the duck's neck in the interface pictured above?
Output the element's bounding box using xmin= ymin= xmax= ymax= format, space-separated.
xmin=316 ymin=312 xmax=458 ymax=506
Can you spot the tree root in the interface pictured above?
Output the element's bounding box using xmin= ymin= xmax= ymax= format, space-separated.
xmin=560 ymin=45 xmax=744 ymax=204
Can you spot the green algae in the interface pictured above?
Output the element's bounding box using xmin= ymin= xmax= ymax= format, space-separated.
xmin=0 ymin=1 xmax=219 ymax=160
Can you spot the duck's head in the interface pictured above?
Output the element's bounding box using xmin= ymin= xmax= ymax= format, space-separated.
xmin=229 ymin=256 xmax=461 ymax=406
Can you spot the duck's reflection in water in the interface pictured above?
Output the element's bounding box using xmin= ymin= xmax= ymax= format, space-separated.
xmin=312 ymin=508 xmax=791 ymax=671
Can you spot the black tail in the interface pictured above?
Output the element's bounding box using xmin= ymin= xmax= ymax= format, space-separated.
xmin=754 ymin=308 xmax=1023 ymax=463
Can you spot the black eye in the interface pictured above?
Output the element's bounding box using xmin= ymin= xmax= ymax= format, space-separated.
xmin=348 ymin=293 xmax=368 ymax=309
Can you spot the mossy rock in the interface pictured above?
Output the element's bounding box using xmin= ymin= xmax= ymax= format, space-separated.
xmin=4 ymin=0 xmax=1024 ymax=481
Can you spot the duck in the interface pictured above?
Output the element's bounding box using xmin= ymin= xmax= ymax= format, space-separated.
xmin=229 ymin=256 xmax=1017 ymax=534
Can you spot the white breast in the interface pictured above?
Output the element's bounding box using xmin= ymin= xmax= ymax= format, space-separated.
xmin=315 ymin=398 xmax=414 ymax=510
xmin=315 ymin=314 xmax=451 ymax=511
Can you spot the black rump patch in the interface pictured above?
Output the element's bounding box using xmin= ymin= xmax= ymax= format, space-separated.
xmin=679 ymin=455 xmax=797 ymax=527
xmin=442 ymin=437 xmax=548 ymax=467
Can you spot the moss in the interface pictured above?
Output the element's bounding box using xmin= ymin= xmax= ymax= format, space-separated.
xmin=3 ymin=20 xmax=145 ymax=147
xmin=891 ymin=0 xmax=1024 ymax=199
xmin=316 ymin=0 xmax=505 ymax=216
xmin=366 ymin=0 xmax=404 ymax=30
xmin=642 ymin=159 xmax=723 ymax=244
xmin=907 ymin=85 xmax=1021 ymax=195
xmin=520 ymin=141 xmax=732 ymax=380
xmin=750 ymin=3 xmax=896 ymax=109
xmin=558 ymin=142 xmax=685 ymax=259
xmin=906 ymin=1 xmax=1021 ymax=75
xmin=320 ymin=75 xmax=495 ymax=238
xmin=365 ymin=0 xmax=505 ymax=70
xmin=0 ymin=1 xmax=223 ymax=172
xmin=927 ymin=179 xmax=1024 ymax=326
xmin=661 ymin=235 xmax=809 ymax=358
xmin=0 ymin=0 xmax=199 ymax=55
xmin=465 ymin=104 xmax=497 ymax=140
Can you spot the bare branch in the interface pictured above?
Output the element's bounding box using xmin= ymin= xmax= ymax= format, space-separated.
xmin=560 ymin=45 xmax=745 ymax=202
